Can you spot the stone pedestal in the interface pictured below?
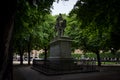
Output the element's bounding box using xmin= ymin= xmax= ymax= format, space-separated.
xmin=49 ymin=36 xmax=72 ymax=59
xmin=48 ymin=37 xmax=75 ymax=70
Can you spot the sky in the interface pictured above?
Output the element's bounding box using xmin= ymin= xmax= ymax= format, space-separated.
xmin=51 ymin=0 xmax=78 ymax=15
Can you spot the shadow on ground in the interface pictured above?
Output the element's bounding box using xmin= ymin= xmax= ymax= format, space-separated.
xmin=13 ymin=64 xmax=120 ymax=80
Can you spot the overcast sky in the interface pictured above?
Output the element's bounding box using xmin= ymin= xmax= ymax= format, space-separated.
xmin=51 ymin=0 xmax=78 ymax=15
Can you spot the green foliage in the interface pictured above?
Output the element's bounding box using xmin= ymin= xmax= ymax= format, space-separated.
xmin=37 ymin=14 xmax=56 ymax=49
xmin=13 ymin=0 xmax=56 ymax=54
xmin=85 ymin=53 xmax=97 ymax=58
xmin=39 ymin=53 xmax=45 ymax=58
xmin=100 ymin=52 xmax=120 ymax=58
xmin=72 ymin=53 xmax=81 ymax=59
xmin=65 ymin=14 xmax=80 ymax=51
xmin=39 ymin=52 xmax=50 ymax=58
xmin=66 ymin=13 xmax=111 ymax=53
xmin=70 ymin=0 xmax=120 ymax=51
xmin=71 ymin=0 xmax=120 ymax=27
xmin=72 ymin=53 xmax=97 ymax=59
xmin=72 ymin=52 xmax=120 ymax=59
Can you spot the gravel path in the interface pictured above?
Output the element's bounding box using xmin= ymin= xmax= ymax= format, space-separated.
xmin=13 ymin=65 xmax=120 ymax=80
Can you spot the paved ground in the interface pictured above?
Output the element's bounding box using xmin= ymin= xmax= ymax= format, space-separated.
xmin=13 ymin=65 xmax=120 ymax=80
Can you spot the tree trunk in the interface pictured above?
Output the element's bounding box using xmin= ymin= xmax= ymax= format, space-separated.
xmin=18 ymin=46 xmax=24 ymax=65
xmin=28 ymin=51 xmax=31 ymax=65
xmin=95 ymin=50 xmax=101 ymax=66
xmin=20 ymin=51 xmax=23 ymax=65
xmin=111 ymin=48 xmax=116 ymax=55
xmin=7 ymin=40 xmax=13 ymax=80
xmin=27 ymin=35 xmax=32 ymax=65
xmin=0 ymin=0 xmax=16 ymax=79
xmin=28 ymin=43 xmax=31 ymax=65
xmin=0 ymin=1 xmax=16 ymax=79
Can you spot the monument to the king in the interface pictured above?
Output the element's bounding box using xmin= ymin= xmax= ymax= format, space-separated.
xmin=48 ymin=13 xmax=74 ymax=70
xmin=32 ymin=14 xmax=98 ymax=73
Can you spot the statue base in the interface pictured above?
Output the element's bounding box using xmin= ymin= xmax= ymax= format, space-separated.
xmin=32 ymin=36 xmax=99 ymax=75
xmin=48 ymin=36 xmax=76 ymax=70
xmin=49 ymin=36 xmax=72 ymax=58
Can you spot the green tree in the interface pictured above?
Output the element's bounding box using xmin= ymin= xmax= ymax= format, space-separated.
xmin=66 ymin=17 xmax=111 ymax=66
xmin=0 ymin=0 xmax=70 ymax=79
xmin=69 ymin=0 xmax=120 ymax=66
xmin=71 ymin=0 xmax=120 ymax=51
xmin=13 ymin=1 xmax=55 ymax=65
xmin=65 ymin=14 xmax=80 ymax=51
xmin=38 ymin=14 xmax=55 ymax=62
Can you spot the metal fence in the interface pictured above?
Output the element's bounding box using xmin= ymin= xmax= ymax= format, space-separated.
xmin=32 ymin=59 xmax=98 ymax=74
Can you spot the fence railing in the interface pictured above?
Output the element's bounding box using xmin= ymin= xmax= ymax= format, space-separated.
xmin=73 ymin=57 xmax=120 ymax=65
xmin=32 ymin=59 xmax=98 ymax=73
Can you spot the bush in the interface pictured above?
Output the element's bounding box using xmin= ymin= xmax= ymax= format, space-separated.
xmin=72 ymin=52 xmax=120 ymax=59
xmin=72 ymin=53 xmax=81 ymax=59
xmin=39 ymin=52 xmax=50 ymax=58
xmin=39 ymin=53 xmax=44 ymax=58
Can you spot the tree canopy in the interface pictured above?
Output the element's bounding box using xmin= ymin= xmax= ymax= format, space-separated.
xmin=70 ymin=0 xmax=120 ymax=51
xmin=13 ymin=0 xmax=57 ymax=64
xmin=65 ymin=0 xmax=120 ymax=66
